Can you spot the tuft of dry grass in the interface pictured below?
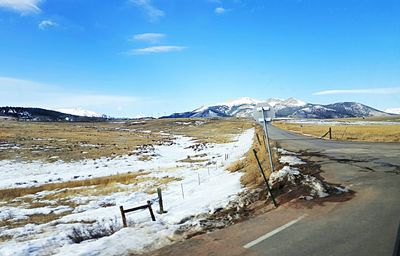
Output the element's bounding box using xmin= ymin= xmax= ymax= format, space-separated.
xmin=225 ymin=125 xmax=282 ymax=187
xmin=0 ymin=235 xmax=13 ymax=242
xmin=1 ymin=211 xmax=73 ymax=229
xmin=274 ymin=122 xmax=400 ymax=142
xmin=178 ymin=156 xmax=208 ymax=163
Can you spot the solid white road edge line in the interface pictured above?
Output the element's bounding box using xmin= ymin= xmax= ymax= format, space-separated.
xmin=243 ymin=214 xmax=308 ymax=249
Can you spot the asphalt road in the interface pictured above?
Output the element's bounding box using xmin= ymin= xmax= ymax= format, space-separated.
xmin=249 ymin=125 xmax=400 ymax=256
xmin=143 ymin=125 xmax=400 ymax=256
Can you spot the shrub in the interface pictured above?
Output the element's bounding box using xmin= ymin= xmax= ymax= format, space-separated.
xmin=67 ymin=218 xmax=121 ymax=243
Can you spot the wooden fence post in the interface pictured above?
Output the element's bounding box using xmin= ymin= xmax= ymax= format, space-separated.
xmin=147 ymin=200 xmax=156 ymax=221
xmin=181 ymin=183 xmax=185 ymax=199
xmin=120 ymin=206 xmax=127 ymax=227
xmin=157 ymin=188 xmax=166 ymax=214
xmin=329 ymin=127 xmax=332 ymax=140
xmin=252 ymin=149 xmax=278 ymax=208
xmin=256 ymin=133 xmax=262 ymax=145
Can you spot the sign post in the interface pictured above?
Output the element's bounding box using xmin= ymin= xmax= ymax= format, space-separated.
xmin=253 ymin=103 xmax=275 ymax=175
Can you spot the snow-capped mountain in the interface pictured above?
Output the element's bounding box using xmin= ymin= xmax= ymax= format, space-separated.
xmin=266 ymin=98 xmax=306 ymax=108
xmin=55 ymin=108 xmax=104 ymax=118
xmin=167 ymin=97 xmax=260 ymax=118
xmin=220 ymin=97 xmax=263 ymax=107
xmin=385 ymin=108 xmax=400 ymax=115
xmin=162 ymin=97 xmax=391 ymax=119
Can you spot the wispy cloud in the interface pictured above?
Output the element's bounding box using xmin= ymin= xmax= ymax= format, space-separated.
xmin=125 ymin=45 xmax=186 ymax=55
xmin=215 ymin=7 xmax=228 ymax=14
xmin=313 ymin=87 xmax=400 ymax=95
xmin=0 ymin=0 xmax=42 ymax=14
xmin=130 ymin=33 xmax=165 ymax=44
xmin=129 ymin=0 xmax=165 ymax=22
xmin=38 ymin=19 xmax=58 ymax=30
xmin=0 ymin=76 xmax=138 ymax=116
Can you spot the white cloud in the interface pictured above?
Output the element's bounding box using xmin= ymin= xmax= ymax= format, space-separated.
xmin=38 ymin=19 xmax=58 ymax=30
xmin=125 ymin=45 xmax=186 ymax=55
xmin=313 ymin=87 xmax=400 ymax=95
xmin=129 ymin=0 xmax=165 ymax=22
xmin=0 ymin=76 xmax=138 ymax=116
xmin=385 ymin=108 xmax=400 ymax=114
xmin=0 ymin=0 xmax=42 ymax=14
xmin=0 ymin=76 xmax=48 ymax=90
xmin=215 ymin=7 xmax=229 ymax=14
xmin=131 ymin=33 xmax=165 ymax=44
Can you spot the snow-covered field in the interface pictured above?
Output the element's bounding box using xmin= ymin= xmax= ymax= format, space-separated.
xmin=0 ymin=129 xmax=254 ymax=256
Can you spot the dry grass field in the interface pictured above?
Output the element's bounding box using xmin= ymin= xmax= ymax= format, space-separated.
xmin=0 ymin=116 xmax=289 ymax=246
xmin=0 ymin=118 xmax=253 ymax=162
xmin=0 ymin=118 xmax=267 ymax=232
xmin=332 ymin=115 xmax=400 ymax=122
xmin=274 ymin=121 xmax=400 ymax=142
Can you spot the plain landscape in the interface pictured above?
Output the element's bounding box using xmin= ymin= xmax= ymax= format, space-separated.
xmin=1 ymin=0 xmax=399 ymax=255
xmin=1 ymin=105 xmax=399 ymax=255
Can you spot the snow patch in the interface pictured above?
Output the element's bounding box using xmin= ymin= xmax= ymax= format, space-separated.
xmin=0 ymin=129 xmax=255 ymax=256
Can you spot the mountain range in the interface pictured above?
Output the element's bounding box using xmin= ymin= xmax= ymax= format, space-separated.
xmin=0 ymin=107 xmax=107 ymax=121
xmin=0 ymin=98 xmax=395 ymax=121
xmin=163 ymin=97 xmax=393 ymax=119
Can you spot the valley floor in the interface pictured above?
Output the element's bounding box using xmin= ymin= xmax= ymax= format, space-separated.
xmin=0 ymin=119 xmax=255 ymax=255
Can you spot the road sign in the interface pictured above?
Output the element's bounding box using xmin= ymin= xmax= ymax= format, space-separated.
xmin=253 ymin=103 xmax=275 ymax=123
xmin=254 ymin=102 xmax=276 ymax=192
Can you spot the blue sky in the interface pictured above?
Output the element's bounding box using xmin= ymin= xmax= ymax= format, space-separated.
xmin=0 ymin=0 xmax=399 ymax=117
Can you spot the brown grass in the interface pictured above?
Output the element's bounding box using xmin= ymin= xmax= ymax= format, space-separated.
xmin=331 ymin=115 xmax=400 ymax=122
xmin=1 ymin=171 xmax=182 ymax=208
xmin=0 ymin=172 xmax=182 ymax=229
xmin=178 ymin=156 xmax=208 ymax=163
xmin=274 ymin=122 xmax=400 ymax=142
xmin=0 ymin=211 xmax=73 ymax=229
xmin=0 ymin=234 xmax=13 ymax=242
xmin=226 ymin=125 xmax=282 ymax=187
xmin=0 ymin=118 xmax=254 ymax=162
xmin=0 ymin=172 xmax=149 ymax=201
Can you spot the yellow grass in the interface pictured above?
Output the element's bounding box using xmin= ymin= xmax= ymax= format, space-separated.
xmin=226 ymin=125 xmax=282 ymax=187
xmin=0 ymin=118 xmax=254 ymax=162
xmin=0 ymin=172 xmax=181 ymax=229
xmin=0 ymin=117 xmax=259 ymax=231
xmin=135 ymin=117 xmax=254 ymax=144
xmin=274 ymin=122 xmax=400 ymax=142
xmin=0 ymin=212 xmax=73 ymax=229
xmin=331 ymin=115 xmax=400 ymax=122
xmin=0 ymin=172 xmax=150 ymax=201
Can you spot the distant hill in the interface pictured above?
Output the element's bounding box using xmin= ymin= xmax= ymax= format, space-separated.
xmin=162 ymin=97 xmax=392 ymax=119
xmin=0 ymin=107 xmax=107 ymax=121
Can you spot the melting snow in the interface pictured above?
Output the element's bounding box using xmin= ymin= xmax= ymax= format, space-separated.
xmin=0 ymin=129 xmax=255 ymax=256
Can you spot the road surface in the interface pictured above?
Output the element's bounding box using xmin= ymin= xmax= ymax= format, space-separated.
xmin=142 ymin=125 xmax=400 ymax=256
